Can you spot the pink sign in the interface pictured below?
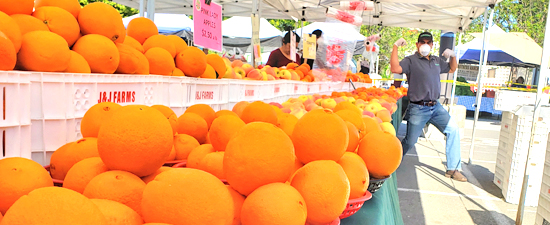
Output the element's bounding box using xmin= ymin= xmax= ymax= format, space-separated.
xmin=193 ymin=0 xmax=222 ymax=52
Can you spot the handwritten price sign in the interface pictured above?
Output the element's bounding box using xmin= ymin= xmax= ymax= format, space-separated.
xmin=193 ymin=0 xmax=222 ymax=52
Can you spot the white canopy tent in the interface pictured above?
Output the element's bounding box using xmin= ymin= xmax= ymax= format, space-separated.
xmin=113 ymin=0 xmax=497 ymax=33
xmin=122 ymin=13 xmax=194 ymax=33
xmin=294 ymin=22 xmax=366 ymax=42
xmin=222 ymin=16 xmax=282 ymax=39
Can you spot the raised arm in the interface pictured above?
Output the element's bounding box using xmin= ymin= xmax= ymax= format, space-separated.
xmin=390 ymin=38 xmax=406 ymax=74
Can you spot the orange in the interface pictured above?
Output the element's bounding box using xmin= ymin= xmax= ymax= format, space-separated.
xmin=91 ymin=199 xmax=143 ymax=225
xmin=337 ymin=152 xmax=369 ymax=199
xmin=176 ymin=113 xmax=208 ymax=144
xmin=18 ymin=30 xmax=71 ymax=72
xmin=206 ymin=54 xmax=226 ymax=78
xmin=227 ymin=185 xmax=245 ymax=225
xmin=126 ymin=17 xmax=158 ymax=44
xmin=81 ymin=102 xmax=122 ymax=138
xmin=49 ymin=138 xmax=100 ymax=180
xmin=289 ymin=157 xmax=304 ymax=181
xmin=0 ymin=212 xmax=2 ymax=223
xmin=335 ymin=109 xmax=366 ymax=134
xmin=171 ymin=67 xmax=184 ymax=76
xmin=0 ymin=187 xmax=107 ymax=225
xmin=143 ymin=224 xmax=172 ymax=225
xmin=0 ymin=157 xmax=53 ymax=214
xmin=143 ymin=34 xmax=176 ymax=58
xmin=63 ymin=157 xmax=109 ymax=194
xmin=167 ymin=146 xmax=176 ymax=161
xmin=291 ymin=109 xmax=348 ymax=164
xmin=151 ymin=105 xmax=177 ymax=136
xmin=167 ymin=35 xmax=187 ymax=54
xmin=200 ymin=64 xmax=217 ymax=79
xmin=241 ymin=101 xmax=278 ymax=125
xmin=362 ymin=116 xmax=382 ymax=136
xmin=123 ymin=36 xmax=144 ymax=53
xmin=35 ymin=0 xmax=81 ymax=18
xmin=232 ymin=101 xmax=249 ymax=117
xmin=10 ymin=14 xmax=48 ymax=36
xmin=345 ymin=121 xmax=360 ymax=152
xmin=73 ymin=34 xmax=120 ymax=74
xmin=209 ymin=115 xmax=246 ymax=152
xmin=97 ymin=105 xmax=173 ymax=177
xmin=173 ymin=134 xmax=200 ymax=160
xmin=142 ymin=167 xmax=173 ymax=184
xmin=185 ymin=104 xmax=216 ymax=128
xmin=376 ymin=109 xmax=392 ymax=122
xmin=290 ymin=160 xmax=350 ymax=225
xmin=334 ymin=101 xmax=361 ymax=115
xmin=277 ymin=113 xmax=298 ymax=136
xmin=64 ymin=50 xmax=91 ymax=73
xmin=231 ymin=59 xmax=243 ymax=68
xmin=224 ymin=122 xmax=295 ymax=196
xmin=357 ymin=131 xmax=402 ymax=178
xmin=141 ymin=168 xmax=234 ymax=225
xmin=198 ymin=151 xmax=225 ymax=179
xmin=115 ymin=43 xmax=140 ymax=74
xmin=215 ymin=110 xmax=238 ymax=118
xmin=33 ymin=6 xmax=80 ymax=46
xmin=83 ymin=170 xmax=146 ymax=215
xmin=187 ymin=144 xmax=215 ymax=169
xmin=0 ymin=31 xmax=15 ymax=70
xmin=145 ymin=47 xmax=175 ymax=75
xmin=286 ymin=62 xmax=298 ymax=69
xmin=135 ymin=51 xmax=149 ymax=75
xmin=78 ymin=2 xmax=125 ymax=43
xmin=0 ymin=12 xmax=22 ymax=52
xmin=0 ymin=0 xmax=33 ymax=15
xmin=175 ymin=46 xmax=207 ymax=77
xmin=241 ymin=183 xmax=306 ymax=225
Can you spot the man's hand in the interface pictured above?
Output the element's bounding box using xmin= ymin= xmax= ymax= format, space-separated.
xmin=394 ymin=38 xmax=407 ymax=47
xmin=442 ymin=49 xmax=456 ymax=58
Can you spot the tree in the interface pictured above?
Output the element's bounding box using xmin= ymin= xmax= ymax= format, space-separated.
xmin=467 ymin=0 xmax=548 ymax=46
xmin=79 ymin=0 xmax=138 ymax=18
xmin=268 ymin=19 xmax=310 ymax=32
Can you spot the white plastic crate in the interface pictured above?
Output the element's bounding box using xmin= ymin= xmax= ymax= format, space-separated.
xmin=319 ymin=82 xmax=331 ymax=94
xmin=494 ymin=162 xmax=506 ymax=189
xmin=228 ymin=80 xmax=267 ymax=102
xmin=537 ymin=162 xmax=550 ymax=225
xmin=0 ymin=125 xmax=32 ymax=160
xmin=187 ymin=78 xmax=229 ymax=106
xmin=30 ymin=72 xmax=163 ymax=120
xmin=494 ymin=90 xmax=550 ymax=112
xmin=292 ymin=82 xmax=308 ymax=95
xmin=0 ymin=72 xmax=32 ymax=160
xmin=158 ymin=76 xmax=190 ymax=109
xmin=502 ymin=163 xmax=544 ymax=206
xmin=272 ymin=81 xmax=292 ymax=98
xmin=305 ymin=82 xmax=320 ymax=94
xmin=30 ymin=118 xmax=80 ymax=165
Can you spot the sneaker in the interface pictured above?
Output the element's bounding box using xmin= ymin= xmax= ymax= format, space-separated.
xmin=445 ymin=170 xmax=467 ymax=182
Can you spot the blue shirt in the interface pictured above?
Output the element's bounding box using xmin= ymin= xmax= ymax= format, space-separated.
xmin=399 ymin=52 xmax=450 ymax=102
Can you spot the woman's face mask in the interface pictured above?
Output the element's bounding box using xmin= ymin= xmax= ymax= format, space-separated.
xmin=419 ymin=44 xmax=431 ymax=56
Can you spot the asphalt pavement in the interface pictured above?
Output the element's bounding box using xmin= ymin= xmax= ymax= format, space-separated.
xmin=396 ymin=115 xmax=538 ymax=225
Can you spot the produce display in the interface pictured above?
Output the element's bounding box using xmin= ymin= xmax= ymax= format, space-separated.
xmin=0 ymin=85 xmax=406 ymax=225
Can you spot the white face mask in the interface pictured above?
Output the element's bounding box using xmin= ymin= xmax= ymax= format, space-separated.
xmin=419 ymin=44 xmax=431 ymax=56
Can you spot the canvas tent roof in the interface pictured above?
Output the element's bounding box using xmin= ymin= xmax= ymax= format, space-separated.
xmin=222 ymin=16 xmax=282 ymax=39
xmin=122 ymin=13 xmax=194 ymax=33
xmin=294 ymin=22 xmax=365 ymax=42
xmin=113 ymin=0 xmax=500 ymax=32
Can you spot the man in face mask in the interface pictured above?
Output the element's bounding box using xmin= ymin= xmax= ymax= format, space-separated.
xmin=390 ymin=32 xmax=465 ymax=182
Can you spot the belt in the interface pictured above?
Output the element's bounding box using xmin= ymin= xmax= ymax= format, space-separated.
xmin=410 ymin=100 xmax=437 ymax=106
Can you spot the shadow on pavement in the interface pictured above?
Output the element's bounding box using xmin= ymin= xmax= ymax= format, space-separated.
xmin=465 ymin=163 xmax=503 ymax=198
xmin=468 ymin=210 xmax=514 ymax=225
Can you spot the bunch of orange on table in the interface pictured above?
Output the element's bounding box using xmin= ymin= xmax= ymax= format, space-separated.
xmin=345 ymin=71 xmax=372 ymax=83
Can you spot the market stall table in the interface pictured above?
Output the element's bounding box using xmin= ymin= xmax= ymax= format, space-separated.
xmin=341 ymin=98 xmax=404 ymax=225
xmin=456 ymin=95 xmax=501 ymax=115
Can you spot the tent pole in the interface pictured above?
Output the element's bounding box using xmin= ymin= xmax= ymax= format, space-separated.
xmin=449 ymin=32 xmax=463 ymax=114
xmin=515 ymin=2 xmax=550 ymax=224
xmin=251 ymin=0 xmax=260 ymax=67
xmin=146 ymin=0 xmax=155 ymax=21
xmin=468 ymin=6 xmax=494 ymax=165
xmin=139 ymin=0 xmax=145 ymax=17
